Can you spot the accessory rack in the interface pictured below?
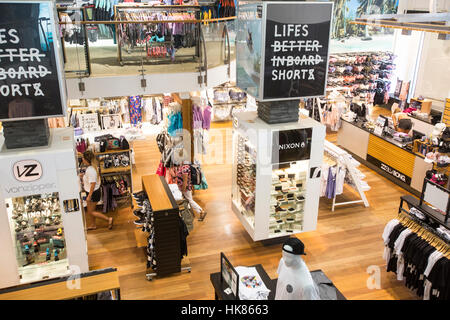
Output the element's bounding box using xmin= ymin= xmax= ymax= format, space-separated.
xmin=137 ymin=174 xmax=191 ymax=281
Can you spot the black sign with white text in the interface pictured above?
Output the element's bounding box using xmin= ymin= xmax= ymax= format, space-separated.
xmin=367 ymin=155 xmax=412 ymax=185
xmin=263 ymin=2 xmax=332 ymax=100
xmin=272 ymin=129 xmax=312 ymax=164
xmin=0 ymin=1 xmax=65 ymax=121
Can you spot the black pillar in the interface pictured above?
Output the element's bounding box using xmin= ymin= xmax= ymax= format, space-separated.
xmin=3 ymin=119 xmax=50 ymax=149
xmin=257 ymin=100 xmax=300 ymax=124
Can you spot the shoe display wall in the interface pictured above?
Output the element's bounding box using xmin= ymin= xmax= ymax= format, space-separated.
xmin=269 ymin=163 xmax=308 ymax=236
xmin=234 ymin=135 xmax=257 ymax=227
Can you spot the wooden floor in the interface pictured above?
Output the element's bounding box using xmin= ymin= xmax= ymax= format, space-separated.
xmin=85 ymin=123 xmax=418 ymax=300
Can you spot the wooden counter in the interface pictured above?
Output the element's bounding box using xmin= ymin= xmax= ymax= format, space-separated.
xmin=0 ymin=268 xmax=120 ymax=300
xmin=141 ymin=174 xmax=178 ymax=212
xmin=337 ymin=119 xmax=432 ymax=195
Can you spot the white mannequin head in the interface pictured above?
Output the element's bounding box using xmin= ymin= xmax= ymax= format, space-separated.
xmin=282 ymin=247 xmax=302 ymax=268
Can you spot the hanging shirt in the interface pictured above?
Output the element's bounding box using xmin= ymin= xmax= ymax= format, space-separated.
xmin=83 ymin=166 xmax=101 ymax=192
xmin=129 ymin=96 xmax=142 ymax=126
xmin=203 ymin=105 xmax=212 ymax=130
xmin=334 ymin=167 xmax=346 ymax=195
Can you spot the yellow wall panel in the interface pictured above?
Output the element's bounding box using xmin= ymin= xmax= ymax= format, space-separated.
xmin=367 ymin=135 xmax=415 ymax=177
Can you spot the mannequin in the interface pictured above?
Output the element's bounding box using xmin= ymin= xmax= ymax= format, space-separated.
xmin=275 ymin=238 xmax=320 ymax=300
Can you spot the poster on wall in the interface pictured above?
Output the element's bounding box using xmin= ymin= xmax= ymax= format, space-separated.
xmin=101 ymin=114 xmax=122 ymax=130
xmin=79 ymin=113 xmax=100 ymax=132
xmin=262 ymin=2 xmax=333 ymax=100
xmin=0 ymin=0 xmax=66 ymax=121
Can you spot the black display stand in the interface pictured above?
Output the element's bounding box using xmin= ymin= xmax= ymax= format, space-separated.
xmin=2 ymin=119 xmax=50 ymax=149
xmin=141 ymin=175 xmax=191 ymax=280
xmin=257 ymin=100 xmax=299 ymax=124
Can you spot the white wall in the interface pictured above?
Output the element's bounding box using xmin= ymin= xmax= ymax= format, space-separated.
xmin=398 ymin=0 xmax=450 ymax=12
xmin=66 ymin=62 xmax=236 ymax=99
xmin=391 ymin=30 xmax=423 ymax=97
xmin=392 ymin=0 xmax=449 ymax=111
xmin=414 ymin=32 xmax=450 ymax=111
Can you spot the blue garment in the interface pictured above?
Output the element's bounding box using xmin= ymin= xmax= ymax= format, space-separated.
xmin=325 ymin=167 xmax=336 ymax=199
xmin=168 ymin=111 xmax=183 ymax=137
xmin=129 ymin=96 xmax=142 ymax=126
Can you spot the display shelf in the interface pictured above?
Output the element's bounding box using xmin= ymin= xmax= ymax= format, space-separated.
xmin=0 ymin=128 xmax=88 ymax=289
xmin=94 ymin=149 xmax=131 ymax=156
xmin=410 ymin=97 xmax=432 ymax=114
xmin=95 ymin=148 xmax=134 ymax=209
xmin=100 ymin=165 xmax=132 ymax=175
xmin=231 ymin=112 xmax=325 ymax=241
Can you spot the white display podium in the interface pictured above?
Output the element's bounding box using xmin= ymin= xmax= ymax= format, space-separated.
xmin=0 ymin=128 xmax=88 ymax=289
xmin=231 ymin=112 xmax=325 ymax=241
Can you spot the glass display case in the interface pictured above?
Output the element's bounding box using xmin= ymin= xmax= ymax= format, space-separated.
xmin=232 ymin=111 xmax=325 ymax=241
xmin=6 ymin=192 xmax=69 ymax=283
xmin=234 ymin=134 xmax=257 ymax=227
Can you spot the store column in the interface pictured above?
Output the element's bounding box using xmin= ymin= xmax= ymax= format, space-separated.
xmin=0 ymin=0 xmax=88 ymax=288
xmin=231 ymin=1 xmax=333 ymax=241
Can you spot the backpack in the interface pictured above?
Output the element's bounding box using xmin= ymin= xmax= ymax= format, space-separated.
xmin=120 ymin=136 xmax=129 ymax=150
xmin=189 ymin=165 xmax=202 ymax=186
xmin=99 ymin=139 xmax=107 ymax=153
xmin=107 ymin=137 xmax=120 ymax=150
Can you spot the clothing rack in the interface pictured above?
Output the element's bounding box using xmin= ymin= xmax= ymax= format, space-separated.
xmin=95 ymin=149 xmax=134 ymax=209
xmin=114 ymin=4 xmax=201 ymax=65
xmin=397 ymin=209 xmax=450 ymax=247
xmin=383 ymin=199 xmax=450 ymax=300
xmin=323 ymin=140 xmax=370 ymax=211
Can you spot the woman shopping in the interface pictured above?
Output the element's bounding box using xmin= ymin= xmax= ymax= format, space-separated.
xmin=177 ymin=162 xmax=207 ymax=221
xmin=81 ymin=151 xmax=113 ymax=230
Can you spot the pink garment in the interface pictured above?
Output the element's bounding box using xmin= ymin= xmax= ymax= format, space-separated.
xmin=202 ymin=105 xmax=211 ymax=130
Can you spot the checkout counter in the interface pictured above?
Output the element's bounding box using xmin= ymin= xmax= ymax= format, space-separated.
xmin=337 ymin=118 xmax=433 ymax=195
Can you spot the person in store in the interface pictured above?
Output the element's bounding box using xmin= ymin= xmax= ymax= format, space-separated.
xmin=176 ymin=162 xmax=207 ymax=221
xmin=81 ymin=151 xmax=113 ymax=230
xmin=391 ymin=107 xmax=413 ymax=134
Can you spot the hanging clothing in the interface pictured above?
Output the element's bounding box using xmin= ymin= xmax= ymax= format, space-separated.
xmin=129 ymin=96 xmax=142 ymax=126
xmin=325 ymin=166 xmax=336 ymax=199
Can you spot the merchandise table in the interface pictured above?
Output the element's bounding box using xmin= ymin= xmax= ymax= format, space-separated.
xmin=337 ymin=118 xmax=433 ymax=195
xmin=210 ymin=264 xmax=346 ymax=300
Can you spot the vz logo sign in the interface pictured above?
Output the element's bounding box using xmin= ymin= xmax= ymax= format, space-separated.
xmin=13 ymin=160 xmax=43 ymax=182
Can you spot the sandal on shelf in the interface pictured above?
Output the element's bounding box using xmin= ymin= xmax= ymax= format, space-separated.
xmin=198 ymin=211 xmax=207 ymax=221
xmin=87 ymin=226 xmax=97 ymax=231
xmin=108 ymin=218 xmax=114 ymax=230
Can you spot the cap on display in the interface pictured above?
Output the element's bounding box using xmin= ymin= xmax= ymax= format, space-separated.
xmin=282 ymin=238 xmax=307 ymax=255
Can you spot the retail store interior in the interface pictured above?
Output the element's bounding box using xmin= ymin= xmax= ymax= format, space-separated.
xmin=0 ymin=0 xmax=449 ymax=301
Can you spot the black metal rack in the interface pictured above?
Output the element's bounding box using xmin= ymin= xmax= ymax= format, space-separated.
xmin=140 ymin=174 xmax=191 ymax=281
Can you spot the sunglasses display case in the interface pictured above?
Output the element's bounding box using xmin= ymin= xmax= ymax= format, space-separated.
xmin=232 ymin=111 xmax=325 ymax=241
xmin=0 ymin=128 xmax=89 ymax=289
xmin=5 ymin=192 xmax=69 ymax=284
